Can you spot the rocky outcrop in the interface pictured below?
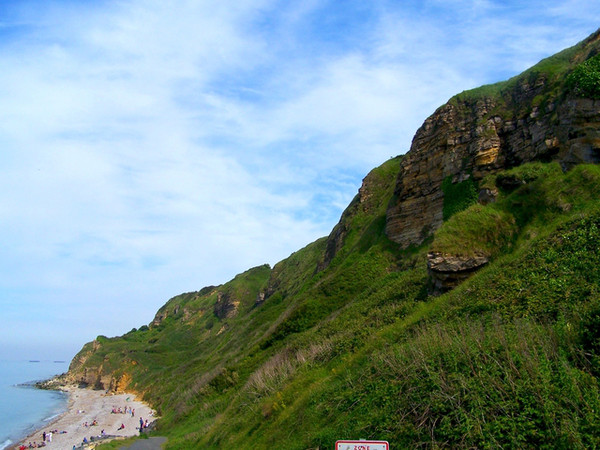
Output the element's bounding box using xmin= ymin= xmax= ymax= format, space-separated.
xmin=62 ymin=344 xmax=131 ymax=392
xmin=385 ymin=31 xmax=600 ymax=249
xmin=213 ymin=291 xmax=240 ymax=319
xmin=63 ymin=366 xmax=134 ymax=392
xmin=427 ymin=252 xmax=489 ymax=295
xmin=386 ymin=95 xmax=600 ymax=249
xmin=478 ymin=187 xmax=498 ymax=205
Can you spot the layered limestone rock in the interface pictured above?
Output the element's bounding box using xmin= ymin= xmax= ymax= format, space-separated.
xmin=386 ymin=94 xmax=600 ymax=249
xmin=386 ymin=31 xmax=600 ymax=249
xmin=427 ymin=252 xmax=489 ymax=295
xmin=62 ymin=339 xmax=134 ymax=393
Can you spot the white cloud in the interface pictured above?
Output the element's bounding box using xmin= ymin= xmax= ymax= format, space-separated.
xmin=0 ymin=0 xmax=598 ymax=359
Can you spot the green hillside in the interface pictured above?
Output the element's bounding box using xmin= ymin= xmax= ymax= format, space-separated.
xmin=80 ymin=159 xmax=600 ymax=449
xmin=69 ymin=31 xmax=600 ymax=449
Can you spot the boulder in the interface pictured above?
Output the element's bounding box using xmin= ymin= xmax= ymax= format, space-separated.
xmin=427 ymin=251 xmax=489 ymax=295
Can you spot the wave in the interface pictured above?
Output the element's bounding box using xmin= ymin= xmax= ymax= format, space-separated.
xmin=0 ymin=439 xmax=12 ymax=450
xmin=43 ymin=412 xmax=62 ymax=422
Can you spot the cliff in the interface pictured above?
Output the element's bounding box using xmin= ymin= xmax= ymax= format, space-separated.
xmin=63 ymin=30 xmax=600 ymax=449
xmin=385 ymin=29 xmax=600 ymax=249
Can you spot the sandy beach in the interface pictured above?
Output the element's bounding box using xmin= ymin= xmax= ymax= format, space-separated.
xmin=14 ymin=387 xmax=158 ymax=449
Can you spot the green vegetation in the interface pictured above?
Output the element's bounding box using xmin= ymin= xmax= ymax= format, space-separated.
xmin=567 ymin=53 xmax=600 ymax=99
xmin=441 ymin=175 xmax=478 ymax=220
xmin=85 ymin=160 xmax=600 ymax=449
xmin=432 ymin=204 xmax=517 ymax=257
xmin=449 ymin=31 xmax=600 ymax=125
xmin=80 ymin=30 xmax=600 ymax=449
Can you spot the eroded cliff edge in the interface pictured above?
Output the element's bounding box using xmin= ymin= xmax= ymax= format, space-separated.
xmin=385 ymin=30 xmax=600 ymax=249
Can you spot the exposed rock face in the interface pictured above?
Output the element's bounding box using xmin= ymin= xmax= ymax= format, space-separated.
xmin=427 ymin=252 xmax=489 ymax=295
xmin=213 ymin=291 xmax=240 ymax=319
xmin=63 ymin=339 xmax=134 ymax=393
xmin=478 ymin=187 xmax=498 ymax=205
xmin=385 ymin=31 xmax=600 ymax=249
xmin=318 ymin=217 xmax=351 ymax=271
xmin=255 ymin=292 xmax=266 ymax=306
xmin=386 ymin=95 xmax=600 ymax=248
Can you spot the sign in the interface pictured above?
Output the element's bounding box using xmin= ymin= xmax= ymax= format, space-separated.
xmin=335 ymin=440 xmax=389 ymax=450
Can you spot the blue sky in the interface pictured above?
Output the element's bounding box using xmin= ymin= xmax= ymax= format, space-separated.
xmin=0 ymin=0 xmax=598 ymax=360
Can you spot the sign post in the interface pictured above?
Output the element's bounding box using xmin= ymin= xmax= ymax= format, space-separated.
xmin=335 ymin=440 xmax=389 ymax=450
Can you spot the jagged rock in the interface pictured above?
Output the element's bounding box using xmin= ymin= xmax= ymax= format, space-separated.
xmin=317 ymin=218 xmax=349 ymax=271
xmin=386 ymin=31 xmax=600 ymax=249
xmin=151 ymin=311 xmax=167 ymax=327
xmin=427 ymin=252 xmax=489 ymax=295
xmin=213 ymin=291 xmax=240 ymax=319
xmin=478 ymin=188 xmax=498 ymax=204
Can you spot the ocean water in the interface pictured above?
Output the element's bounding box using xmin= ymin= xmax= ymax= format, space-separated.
xmin=0 ymin=360 xmax=69 ymax=449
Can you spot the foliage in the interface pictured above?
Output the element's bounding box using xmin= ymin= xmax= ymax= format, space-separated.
xmin=66 ymin=31 xmax=600 ymax=447
xmin=368 ymin=317 xmax=600 ymax=448
xmin=567 ymin=53 xmax=600 ymax=99
xmin=441 ymin=175 xmax=478 ymax=220
xmin=432 ymin=203 xmax=517 ymax=257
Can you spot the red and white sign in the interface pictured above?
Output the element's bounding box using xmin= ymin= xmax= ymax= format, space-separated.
xmin=335 ymin=440 xmax=389 ymax=450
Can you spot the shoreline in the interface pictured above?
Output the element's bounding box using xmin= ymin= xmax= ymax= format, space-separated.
xmin=12 ymin=386 xmax=157 ymax=449
xmin=2 ymin=387 xmax=68 ymax=450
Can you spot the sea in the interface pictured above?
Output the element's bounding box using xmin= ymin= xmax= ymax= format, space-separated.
xmin=0 ymin=360 xmax=69 ymax=450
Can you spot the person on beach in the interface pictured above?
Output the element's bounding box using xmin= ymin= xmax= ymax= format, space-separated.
xmin=42 ymin=431 xmax=46 ymax=442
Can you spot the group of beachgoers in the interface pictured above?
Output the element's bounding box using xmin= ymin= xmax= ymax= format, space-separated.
xmin=73 ymin=405 xmax=150 ymax=448
xmin=18 ymin=429 xmax=67 ymax=449
xmin=111 ymin=405 xmax=135 ymax=415
xmin=79 ymin=428 xmax=108 ymax=448
xmin=18 ymin=407 xmax=153 ymax=450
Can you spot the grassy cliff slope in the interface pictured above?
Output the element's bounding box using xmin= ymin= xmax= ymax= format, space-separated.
xmin=66 ymin=31 xmax=600 ymax=449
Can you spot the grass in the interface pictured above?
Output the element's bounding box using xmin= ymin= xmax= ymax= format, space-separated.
xmin=441 ymin=175 xmax=478 ymax=221
xmin=64 ymin=28 xmax=600 ymax=448
xmin=447 ymin=30 xmax=599 ymax=126
xmin=67 ymin=160 xmax=600 ymax=449
xmin=432 ymin=203 xmax=517 ymax=257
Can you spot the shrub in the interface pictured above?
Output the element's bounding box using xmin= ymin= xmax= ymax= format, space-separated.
xmin=566 ymin=54 xmax=600 ymax=99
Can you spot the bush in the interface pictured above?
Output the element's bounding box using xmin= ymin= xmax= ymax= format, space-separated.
xmin=566 ymin=54 xmax=600 ymax=99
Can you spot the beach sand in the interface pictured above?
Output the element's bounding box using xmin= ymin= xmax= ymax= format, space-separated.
xmin=14 ymin=387 xmax=158 ymax=449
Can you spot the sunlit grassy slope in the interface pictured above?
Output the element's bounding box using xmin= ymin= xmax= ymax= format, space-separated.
xmin=82 ymin=159 xmax=600 ymax=449
xmin=80 ymin=31 xmax=600 ymax=449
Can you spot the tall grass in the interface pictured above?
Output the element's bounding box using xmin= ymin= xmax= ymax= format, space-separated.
xmin=432 ymin=204 xmax=517 ymax=257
